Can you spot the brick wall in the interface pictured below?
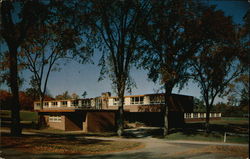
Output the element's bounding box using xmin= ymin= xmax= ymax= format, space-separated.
xmin=86 ymin=111 xmax=116 ymax=132
xmin=44 ymin=115 xmax=65 ymax=130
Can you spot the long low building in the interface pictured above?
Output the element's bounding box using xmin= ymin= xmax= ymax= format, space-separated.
xmin=34 ymin=92 xmax=220 ymax=132
xmin=34 ymin=92 xmax=194 ymax=112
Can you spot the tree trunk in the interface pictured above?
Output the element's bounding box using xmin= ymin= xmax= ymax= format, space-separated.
xmin=117 ymin=96 xmax=124 ymax=136
xmin=9 ymin=46 xmax=21 ymax=136
xmin=163 ymin=84 xmax=172 ymax=136
xmin=37 ymin=96 xmax=44 ymax=129
xmin=205 ymin=105 xmax=210 ymax=133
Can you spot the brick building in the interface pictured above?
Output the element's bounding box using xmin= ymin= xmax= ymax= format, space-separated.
xmin=34 ymin=92 xmax=220 ymax=132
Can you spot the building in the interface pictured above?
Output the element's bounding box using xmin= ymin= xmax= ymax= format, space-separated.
xmin=34 ymin=92 xmax=220 ymax=132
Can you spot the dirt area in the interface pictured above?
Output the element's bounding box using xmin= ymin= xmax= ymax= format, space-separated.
xmin=1 ymin=134 xmax=143 ymax=155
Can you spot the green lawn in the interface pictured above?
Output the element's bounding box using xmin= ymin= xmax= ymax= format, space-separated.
xmin=0 ymin=110 xmax=38 ymax=122
xmin=165 ymin=131 xmax=249 ymax=144
xmin=166 ymin=117 xmax=249 ymax=144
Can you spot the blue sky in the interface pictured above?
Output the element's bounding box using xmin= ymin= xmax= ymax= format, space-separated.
xmin=1 ymin=1 xmax=249 ymax=102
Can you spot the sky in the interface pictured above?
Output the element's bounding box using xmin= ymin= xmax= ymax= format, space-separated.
xmin=1 ymin=1 xmax=249 ymax=102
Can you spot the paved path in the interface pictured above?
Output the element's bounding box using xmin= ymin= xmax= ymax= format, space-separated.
xmin=0 ymin=128 xmax=248 ymax=159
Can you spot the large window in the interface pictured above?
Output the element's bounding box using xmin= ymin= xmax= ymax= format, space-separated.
xmin=113 ymin=98 xmax=119 ymax=105
xmin=51 ymin=102 xmax=58 ymax=107
xmin=71 ymin=100 xmax=79 ymax=106
xmin=49 ymin=116 xmax=62 ymax=122
xmin=149 ymin=95 xmax=164 ymax=104
xmin=130 ymin=96 xmax=144 ymax=105
xmin=61 ymin=101 xmax=68 ymax=107
xmin=35 ymin=102 xmax=41 ymax=107
xmin=82 ymin=100 xmax=91 ymax=107
xmin=44 ymin=102 xmax=49 ymax=107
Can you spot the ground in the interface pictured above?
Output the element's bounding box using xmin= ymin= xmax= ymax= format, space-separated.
xmin=0 ymin=111 xmax=249 ymax=158
xmin=0 ymin=128 xmax=248 ymax=159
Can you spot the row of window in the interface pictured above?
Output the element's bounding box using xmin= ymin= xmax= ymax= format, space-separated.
xmin=112 ymin=96 xmax=165 ymax=105
xmin=184 ymin=113 xmax=221 ymax=118
xmin=49 ymin=116 xmax=62 ymax=122
xmin=36 ymin=100 xmax=92 ymax=107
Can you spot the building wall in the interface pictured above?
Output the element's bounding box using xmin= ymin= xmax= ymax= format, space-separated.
xmin=44 ymin=115 xmax=66 ymax=130
xmin=86 ymin=111 xmax=116 ymax=132
xmin=124 ymin=112 xmax=184 ymax=128
xmin=65 ymin=113 xmax=85 ymax=131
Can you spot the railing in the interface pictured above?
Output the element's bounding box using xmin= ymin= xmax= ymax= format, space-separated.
xmin=184 ymin=112 xmax=221 ymax=119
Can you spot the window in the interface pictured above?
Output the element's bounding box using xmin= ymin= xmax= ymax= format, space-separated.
xmin=49 ymin=116 xmax=62 ymax=122
xmin=44 ymin=102 xmax=49 ymax=107
xmin=200 ymin=113 xmax=205 ymax=118
xmin=149 ymin=95 xmax=164 ymax=104
xmin=113 ymin=98 xmax=119 ymax=105
xmin=130 ymin=96 xmax=144 ymax=105
xmin=184 ymin=113 xmax=191 ymax=118
xmin=51 ymin=102 xmax=58 ymax=107
xmin=61 ymin=101 xmax=67 ymax=107
xmin=193 ymin=113 xmax=198 ymax=118
xmin=82 ymin=100 xmax=91 ymax=107
xmin=36 ymin=102 xmax=41 ymax=107
xmin=71 ymin=100 xmax=79 ymax=106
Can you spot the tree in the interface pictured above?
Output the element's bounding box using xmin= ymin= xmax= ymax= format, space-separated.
xmin=190 ymin=6 xmax=244 ymax=132
xmin=82 ymin=91 xmax=87 ymax=98
xmin=20 ymin=0 xmax=87 ymax=110
xmin=86 ymin=0 xmax=151 ymax=136
xmin=0 ymin=90 xmax=12 ymax=110
xmin=1 ymin=1 xmax=50 ymax=136
xmin=139 ymin=0 xmax=201 ymax=136
xmin=193 ymin=97 xmax=206 ymax=112
xmin=19 ymin=91 xmax=33 ymax=110
xmin=71 ymin=93 xmax=79 ymax=99
xmin=55 ymin=91 xmax=71 ymax=100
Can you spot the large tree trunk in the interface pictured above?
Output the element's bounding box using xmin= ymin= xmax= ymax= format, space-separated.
xmin=37 ymin=96 xmax=44 ymax=129
xmin=117 ymin=95 xmax=124 ymax=136
xmin=205 ymin=105 xmax=211 ymax=133
xmin=163 ymin=83 xmax=172 ymax=136
xmin=9 ymin=46 xmax=21 ymax=136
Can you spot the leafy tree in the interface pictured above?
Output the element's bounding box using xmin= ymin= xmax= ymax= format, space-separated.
xmin=86 ymin=0 xmax=151 ymax=136
xmin=19 ymin=91 xmax=33 ymax=110
xmin=55 ymin=91 xmax=71 ymax=100
xmin=139 ymin=0 xmax=201 ymax=136
xmin=1 ymin=1 xmax=50 ymax=136
xmin=71 ymin=93 xmax=79 ymax=99
xmin=82 ymin=91 xmax=87 ymax=98
xmin=20 ymin=0 xmax=87 ymax=110
xmin=193 ymin=97 xmax=206 ymax=112
xmin=0 ymin=90 xmax=12 ymax=110
xmin=190 ymin=6 xmax=244 ymax=132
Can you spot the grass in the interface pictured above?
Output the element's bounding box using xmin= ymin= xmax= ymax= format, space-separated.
xmin=0 ymin=110 xmax=38 ymax=122
xmin=1 ymin=133 xmax=143 ymax=154
xmin=171 ymin=145 xmax=249 ymax=158
xmin=165 ymin=131 xmax=249 ymax=144
xmin=166 ymin=117 xmax=249 ymax=144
